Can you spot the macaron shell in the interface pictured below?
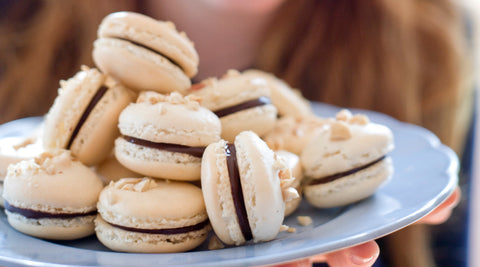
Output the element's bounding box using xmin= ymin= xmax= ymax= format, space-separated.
xmin=95 ymin=152 xmax=143 ymax=184
xmin=201 ymin=140 xmax=245 ymax=245
xmin=235 ymin=131 xmax=285 ymax=243
xmin=0 ymin=136 xmax=44 ymax=178
xmin=188 ymin=71 xmax=271 ymax=111
xmin=264 ymin=116 xmax=328 ymax=155
xmin=98 ymin=179 xmax=207 ymax=229
xmin=43 ymin=67 xmax=105 ymax=150
xmin=3 ymin=151 xmax=104 ymax=212
xmin=301 ymin=122 xmax=394 ymax=178
xmin=275 ymin=150 xmax=303 ymax=217
xmin=93 ymin=38 xmax=191 ymax=94
xmin=0 ymin=136 xmax=44 ymax=208
xmin=96 ymin=178 xmax=209 ymax=253
xmin=242 ymin=69 xmax=313 ymax=117
xmin=118 ymin=99 xmax=221 ymax=147
xmin=114 ymin=137 xmax=201 ymax=181
xmin=220 ymin=104 xmax=277 ymax=142
xmin=304 ymin=157 xmax=393 ymax=208
xmin=6 ymin=211 xmax=96 ymax=240
xmin=95 ymin=216 xmax=209 ymax=253
xmin=97 ymin=12 xmax=198 ymax=77
xmin=70 ymin=82 xmax=134 ymax=166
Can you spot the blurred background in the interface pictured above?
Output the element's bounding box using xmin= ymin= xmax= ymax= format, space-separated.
xmin=0 ymin=1 xmax=479 ymax=267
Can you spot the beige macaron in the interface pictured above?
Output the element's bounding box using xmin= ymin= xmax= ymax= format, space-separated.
xmin=0 ymin=135 xmax=44 ymax=207
xmin=94 ymin=151 xmax=142 ymax=185
xmin=275 ymin=150 xmax=304 ymax=217
xmin=93 ymin=11 xmax=198 ymax=94
xmin=188 ymin=70 xmax=278 ymax=142
xmin=242 ymin=69 xmax=313 ymax=117
xmin=263 ymin=115 xmax=330 ymax=155
xmin=201 ymin=131 xmax=298 ymax=245
xmin=301 ymin=110 xmax=394 ymax=208
xmin=3 ymin=150 xmax=104 ymax=240
xmin=43 ymin=66 xmax=134 ymax=166
xmin=115 ymin=91 xmax=221 ymax=181
xmin=95 ymin=178 xmax=210 ymax=253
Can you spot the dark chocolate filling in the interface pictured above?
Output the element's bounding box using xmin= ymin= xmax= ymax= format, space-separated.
xmin=309 ymin=156 xmax=386 ymax=185
xmin=115 ymin=38 xmax=184 ymax=72
xmin=107 ymin=219 xmax=210 ymax=235
xmin=123 ymin=136 xmax=206 ymax=158
xmin=214 ymin=96 xmax=271 ymax=118
xmin=225 ymin=143 xmax=253 ymax=241
xmin=4 ymin=201 xmax=97 ymax=219
xmin=66 ymin=85 xmax=109 ymax=149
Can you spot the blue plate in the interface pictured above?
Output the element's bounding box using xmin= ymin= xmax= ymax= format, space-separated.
xmin=0 ymin=103 xmax=458 ymax=267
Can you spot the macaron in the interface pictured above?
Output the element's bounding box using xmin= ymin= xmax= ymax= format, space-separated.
xmin=43 ymin=66 xmax=134 ymax=166
xmin=263 ymin=115 xmax=329 ymax=155
xmin=94 ymin=151 xmax=142 ymax=185
xmin=301 ymin=110 xmax=394 ymax=208
xmin=275 ymin=150 xmax=304 ymax=217
xmin=0 ymin=135 xmax=44 ymax=207
xmin=95 ymin=177 xmax=210 ymax=253
xmin=3 ymin=150 xmax=104 ymax=240
xmin=189 ymin=70 xmax=278 ymax=142
xmin=93 ymin=11 xmax=199 ymax=94
xmin=115 ymin=91 xmax=221 ymax=181
xmin=201 ymin=131 xmax=298 ymax=245
xmin=242 ymin=69 xmax=313 ymax=117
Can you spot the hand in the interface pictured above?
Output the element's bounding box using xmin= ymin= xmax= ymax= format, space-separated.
xmin=268 ymin=186 xmax=461 ymax=267
xmin=417 ymin=186 xmax=461 ymax=225
xmin=270 ymin=241 xmax=379 ymax=267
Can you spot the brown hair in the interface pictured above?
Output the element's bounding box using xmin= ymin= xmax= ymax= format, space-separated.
xmin=0 ymin=1 xmax=136 ymax=124
xmin=257 ymin=2 xmax=472 ymax=266
xmin=258 ymin=0 xmax=472 ymax=153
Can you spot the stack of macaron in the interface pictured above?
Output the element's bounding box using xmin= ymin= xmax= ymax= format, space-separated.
xmin=1 ymin=10 xmax=395 ymax=254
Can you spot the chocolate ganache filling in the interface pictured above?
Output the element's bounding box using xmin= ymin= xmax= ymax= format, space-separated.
xmin=123 ymin=136 xmax=206 ymax=158
xmin=309 ymin=156 xmax=386 ymax=185
xmin=225 ymin=143 xmax=253 ymax=241
xmin=116 ymin=38 xmax=184 ymax=72
xmin=107 ymin=219 xmax=210 ymax=235
xmin=67 ymin=85 xmax=109 ymax=149
xmin=214 ymin=96 xmax=271 ymax=118
xmin=4 ymin=201 xmax=96 ymax=219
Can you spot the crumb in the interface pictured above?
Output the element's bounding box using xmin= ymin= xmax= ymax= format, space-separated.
xmin=330 ymin=121 xmax=351 ymax=141
xmin=336 ymin=109 xmax=352 ymax=121
xmin=280 ymin=224 xmax=297 ymax=233
xmin=349 ymin=114 xmax=370 ymax=125
xmin=223 ymin=69 xmax=241 ymax=78
xmin=208 ymin=235 xmax=225 ymax=250
xmin=297 ymin=216 xmax=313 ymax=226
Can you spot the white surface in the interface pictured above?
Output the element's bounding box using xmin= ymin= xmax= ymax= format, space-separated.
xmin=0 ymin=102 xmax=458 ymax=267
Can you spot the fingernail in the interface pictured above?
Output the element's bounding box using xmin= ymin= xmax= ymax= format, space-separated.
xmin=349 ymin=253 xmax=374 ymax=265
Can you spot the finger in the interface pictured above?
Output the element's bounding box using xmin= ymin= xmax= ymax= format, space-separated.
xmin=418 ymin=186 xmax=461 ymax=225
xmin=324 ymin=241 xmax=379 ymax=267
xmin=268 ymin=258 xmax=312 ymax=267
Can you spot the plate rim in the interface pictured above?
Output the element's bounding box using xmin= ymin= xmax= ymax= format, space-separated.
xmin=0 ymin=103 xmax=459 ymax=267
